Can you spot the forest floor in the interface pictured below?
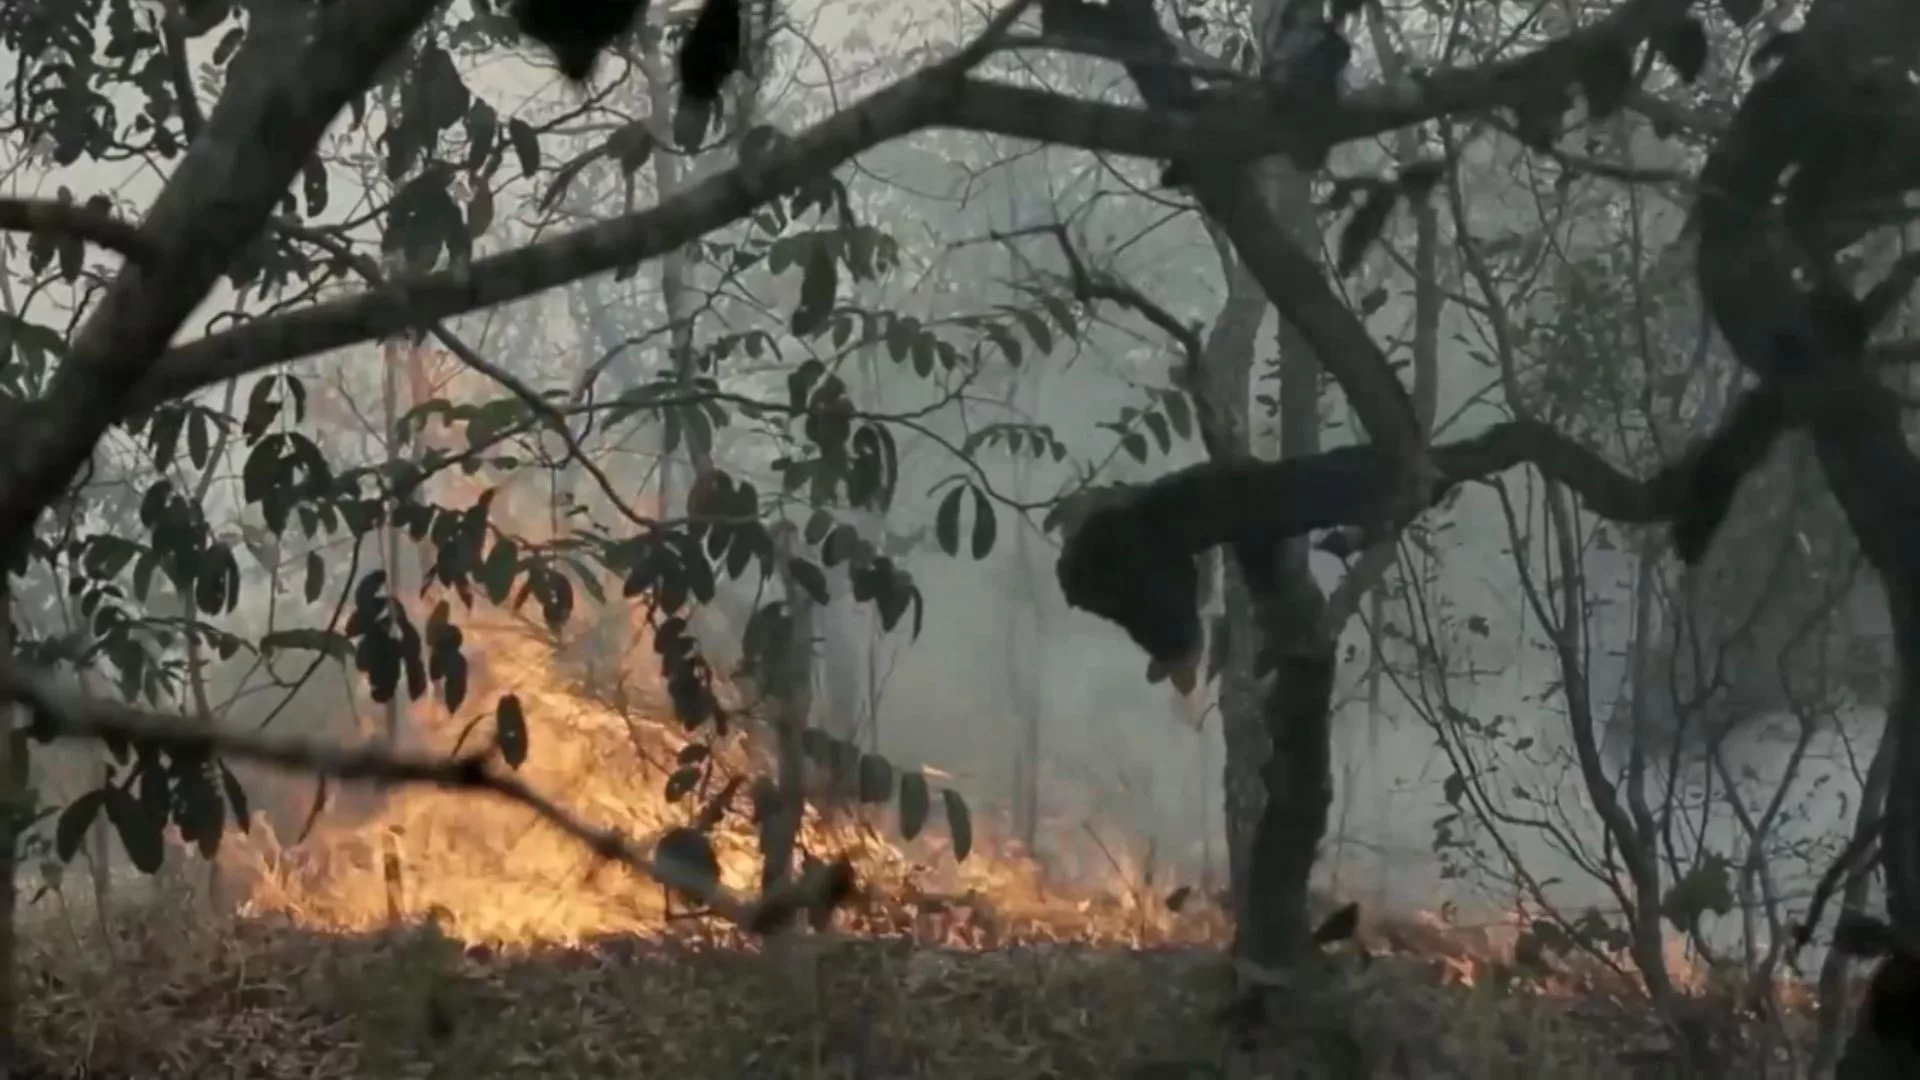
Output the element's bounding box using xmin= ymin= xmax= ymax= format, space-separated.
xmin=14 ymin=889 xmax=1765 ymax=1080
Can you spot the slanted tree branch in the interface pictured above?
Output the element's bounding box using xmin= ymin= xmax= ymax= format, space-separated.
xmin=0 ymin=661 xmax=854 ymax=935
xmin=1057 ymin=417 xmax=1686 ymax=675
xmin=0 ymin=198 xmax=158 ymax=265
xmin=122 ymin=2 xmax=1769 ymax=430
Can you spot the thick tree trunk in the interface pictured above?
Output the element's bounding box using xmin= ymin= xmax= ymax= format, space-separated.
xmin=1222 ymin=145 xmax=1337 ymax=964
xmin=1232 ymin=572 xmax=1335 ymax=966
xmin=1814 ymin=729 xmax=1892 ymax=1078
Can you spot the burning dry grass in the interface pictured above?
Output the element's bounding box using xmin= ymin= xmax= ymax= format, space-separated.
xmin=224 ymin=608 xmax=1228 ymax=949
xmin=8 ymin=607 xmax=1820 ymax=1077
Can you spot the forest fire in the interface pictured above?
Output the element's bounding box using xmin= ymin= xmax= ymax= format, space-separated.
xmin=221 ymin=606 xmax=1233 ymax=950
xmin=210 ymin=604 xmax=1750 ymax=1012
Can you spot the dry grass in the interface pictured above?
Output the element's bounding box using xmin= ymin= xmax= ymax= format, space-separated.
xmin=8 ymin=619 xmax=1814 ymax=1077
xmin=13 ymin=881 xmax=1769 ymax=1080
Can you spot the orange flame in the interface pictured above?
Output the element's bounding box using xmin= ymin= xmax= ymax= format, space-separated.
xmin=223 ymin=601 xmax=1230 ymax=949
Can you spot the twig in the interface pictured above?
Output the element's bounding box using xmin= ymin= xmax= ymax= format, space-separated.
xmin=1788 ymin=813 xmax=1885 ymax=965
xmin=945 ymin=0 xmax=1043 ymax=74
xmin=0 ymin=197 xmax=157 ymax=265
xmin=270 ymin=218 xmax=663 ymax=536
xmin=0 ymin=661 xmax=854 ymax=935
xmin=998 ymin=223 xmax=1236 ymax=461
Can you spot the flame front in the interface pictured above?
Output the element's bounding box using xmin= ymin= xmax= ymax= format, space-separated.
xmin=224 ymin=603 xmax=1231 ymax=949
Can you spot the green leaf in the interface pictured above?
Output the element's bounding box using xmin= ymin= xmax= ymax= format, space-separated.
xmin=496 ymin=693 xmax=528 ymax=769
xmin=787 ymin=557 xmax=829 ymax=605
xmin=897 ymin=770 xmax=930 ymax=840
xmin=149 ymin=408 xmax=184 ymax=471
xmin=1661 ymin=854 xmax=1734 ymax=929
xmin=790 ymin=241 xmax=838 ymax=337
xmin=934 ymin=486 xmax=963 ymax=557
xmin=244 ymin=377 xmax=283 ymax=442
xmin=803 ymin=510 xmax=834 ymax=546
xmin=800 ymin=728 xmax=835 ymax=766
xmin=176 ymin=765 xmax=226 ymax=859
xmin=830 ymin=739 xmax=861 ymax=798
xmin=1142 ymin=410 xmax=1171 ymax=453
xmin=186 ymin=409 xmax=211 ymax=469
xmin=106 ymin=785 xmax=165 ymax=874
xmin=218 ymin=760 xmax=251 ymax=834
xmin=1337 ymin=188 xmax=1395 ymax=276
xmin=942 ymin=787 xmax=973 ymax=862
xmin=303 ymin=552 xmax=324 ymax=603
xmin=969 ymin=487 xmax=996 ymax=560
xmin=508 ymin=118 xmax=540 ymax=176
xmin=606 ymin=119 xmax=654 ymax=173
xmin=480 ymin=537 xmax=519 ymax=605
xmin=54 ymin=789 xmax=107 ymax=862
xmin=467 ymin=184 xmax=494 ymax=238
xmin=1013 ymin=308 xmax=1053 ymax=355
xmin=1162 ymin=393 xmax=1193 ymax=441
xmin=665 ymin=766 xmax=700 ymax=802
xmin=856 ymin=753 xmax=893 ymax=804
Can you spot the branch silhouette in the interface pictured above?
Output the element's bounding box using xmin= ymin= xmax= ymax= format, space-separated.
xmin=0 ymin=198 xmax=157 ymax=265
xmin=0 ymin=662 xmax=853 ymax=935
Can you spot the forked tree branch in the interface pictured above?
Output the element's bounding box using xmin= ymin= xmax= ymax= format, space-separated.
xmin=0 ymin=661 xmax=853 ymax=935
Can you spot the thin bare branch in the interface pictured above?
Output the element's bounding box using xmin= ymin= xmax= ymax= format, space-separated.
xmin=0 ymin=660 xmax=853 ymax=934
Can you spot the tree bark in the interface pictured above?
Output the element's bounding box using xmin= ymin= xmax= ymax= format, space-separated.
xmin=762 ymin=527 xmax=816 ymax=892
xmin=0 ymin=591 xmax=20 ymax=1065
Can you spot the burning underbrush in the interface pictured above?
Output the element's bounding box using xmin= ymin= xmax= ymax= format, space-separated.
xmin=220 ymin=609 xmax=1232 ymax=949
xmin=15 ymin=610 xmax=1822 ymax=1076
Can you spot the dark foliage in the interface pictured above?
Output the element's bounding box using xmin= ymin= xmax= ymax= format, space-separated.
xmin=1055 ymin=450 xmax=1406 ymax=684
xmin=511 ymin=0 xmax=741 ymax=102
xmin=511 ymin=0 xmax=650 ymax=83
xmin=655 ymin=826 xmax=722 ymax=906
xmin=678 ymin=0 xmax=743 ymax=102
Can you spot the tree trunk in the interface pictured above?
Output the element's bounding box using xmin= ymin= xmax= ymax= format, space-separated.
xmin=1813 ymin=728 xmax=1892 ymax=1078
xmin=1216 ymin=133 xmax=1338 ymax=964
xmin=1231 ymin=306 xmax=1337 ymax=966
xmin=815 ymin=551 xmax=868 ymax=745
xmin=1233 ymin=571 xmax=1336 ymax=966
xmin=377 ymin=337 xmax=413 ymax=925
xmin=0 ymin=591 xmax=21 ymax=1065
xmin=762 ymin=528 xmax=815 ymax=892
